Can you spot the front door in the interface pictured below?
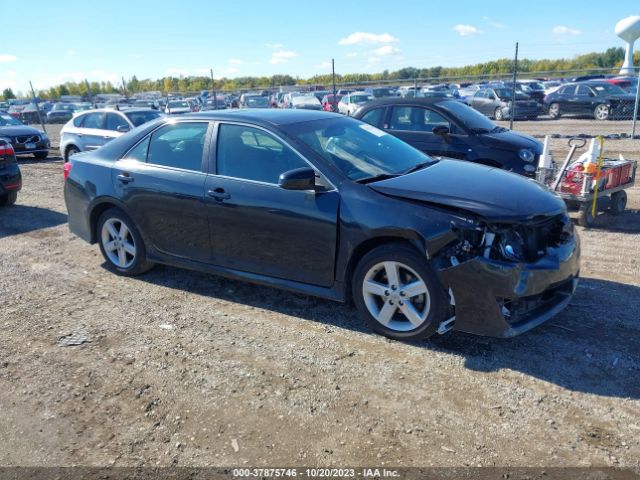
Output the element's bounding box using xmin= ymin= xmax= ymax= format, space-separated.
xmin=386 ymin=106 xmax=469 ymax=160
xmin=204 ymin=122 xmax=339 ymax=287
xmin=113 ymin=121 xmax=212 ymax=262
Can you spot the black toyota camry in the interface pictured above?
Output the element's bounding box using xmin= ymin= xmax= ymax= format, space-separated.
xmin=64 ymin=110 xmax=580 ymax=341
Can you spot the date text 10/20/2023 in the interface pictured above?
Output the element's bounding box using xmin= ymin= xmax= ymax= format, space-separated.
xmin=232 ymin=468 xmax=400 ymax=478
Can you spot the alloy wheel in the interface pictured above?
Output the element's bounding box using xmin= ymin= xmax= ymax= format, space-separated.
xmin=101 ymin=218 xmax=137 ymax=269
xmin=362 ymin=261 xmax=431 ymax=332
xmin=594 ymin=104 xmax=609 ymax=121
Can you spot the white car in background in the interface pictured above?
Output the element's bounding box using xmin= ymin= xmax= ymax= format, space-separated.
xmin=337 ymin=92 xmax=373 ymax=116
xmin=59 ymin=108 xmax=164 ymax=161
xmin=164 ymin=100 xmax=192 ymax=115
xmin=290 ymin=94 xmax=322 ymax=110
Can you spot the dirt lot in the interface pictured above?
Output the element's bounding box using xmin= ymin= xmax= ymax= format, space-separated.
xmin=1 ymin=121 xmax=639 ymax=468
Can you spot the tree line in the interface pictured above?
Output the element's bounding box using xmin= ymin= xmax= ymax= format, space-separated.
xmin=2 ymin=47 xmax=638 ymax=101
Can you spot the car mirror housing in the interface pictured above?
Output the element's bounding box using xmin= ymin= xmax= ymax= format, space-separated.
xmin=432 ymin=125 xmax=450 ymax=137
xmin=116 ymin=125 xmax=130 ymax=133
xmin=279 ymin=167 xmax=316 ymax=191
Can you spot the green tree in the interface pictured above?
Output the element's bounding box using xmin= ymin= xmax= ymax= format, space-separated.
xmin=2 ymin=88 xmax=16 ymax=100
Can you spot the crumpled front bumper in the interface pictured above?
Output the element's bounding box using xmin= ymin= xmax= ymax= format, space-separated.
xmin=439 ymin=235 xmax=580 ymax=338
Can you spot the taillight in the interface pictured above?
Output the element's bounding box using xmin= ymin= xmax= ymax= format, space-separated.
xmin=63 ymin=161 xmax=72 ymax=180
xmin=0 ymin=143 xmax=14 ymax=156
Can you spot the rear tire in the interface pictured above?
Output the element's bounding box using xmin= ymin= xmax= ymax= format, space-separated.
xmin=494 ymin=107 xmax=504 ymax=121
xmin=578 ymin=204 xmax=596 ymax=228
xmin=609 ymin=191 xmax=627 ymax=215
xmin=0 ymin=191 xmax=17 ymax=207
xmin=352 ymin=243 xmax=448 ymax=341
xmin=97 ymin=208 xmax=154 ymax=276
xmin=64 ymin=145 xmax=80 ymax=163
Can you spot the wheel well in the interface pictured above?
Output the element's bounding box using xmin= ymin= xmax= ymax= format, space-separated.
xmin=344 ymin=236 xmax=421 ymax=295
xmin=475 ymin=158 xmax=502 ymax=168
xmin=89 ymin=202 xmax=120 ymax=243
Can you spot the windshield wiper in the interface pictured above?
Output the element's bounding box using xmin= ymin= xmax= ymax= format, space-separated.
xmin=357 ymin=173 xmax=401 ymax=184
xmin=401 ymin=161 xmax=435 ymax=175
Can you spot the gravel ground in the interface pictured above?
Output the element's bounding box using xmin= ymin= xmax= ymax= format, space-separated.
xmin=0 ymin=121 xmax=639 ymax=468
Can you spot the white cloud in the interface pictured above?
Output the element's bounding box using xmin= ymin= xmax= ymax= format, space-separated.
xmin=372 ymin=45 xmax=400 ymax=56
xmin=229 ymin=58 xmax=244 ymax=65
xmin=0 ymin=54 xmax=17 ymax=62
xmin=552 ymin=25 xmax=581 ymax=36
xmin=265 ymin=43 xmax=283 ymax=49
xmin=483 ymin=16 xmax=504 ymax=28
xmin=338 ymin=32 xmax=398 ymax=46
xmin=67 ymin=49 xmax=76 ymax=56
xmin=315 ymin=61 xmax=332 ymax=69
xmin=452 ymin=24 xmax=480 ymax=36
xmin=367 ymin=57 xmax=383 ymax=64
xmin=269 ymin=50 xmax=298 ymax=65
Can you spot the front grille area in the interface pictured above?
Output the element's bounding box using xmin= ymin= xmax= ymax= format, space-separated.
xmin=15 ymin=135 xmax=40 ymax=144
xmin=515 ymin=214 xmax=571 ymax=261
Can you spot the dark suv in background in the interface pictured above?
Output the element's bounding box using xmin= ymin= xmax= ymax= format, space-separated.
xmin=0 ymin=139 xmax=21 ymax=206
xmin=544 ymin=81 xmax=639 ymax=120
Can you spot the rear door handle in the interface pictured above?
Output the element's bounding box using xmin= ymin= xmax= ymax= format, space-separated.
xmin=117 ymin=173 xmax=134 ymax=183
xmin=207 ymin=188 xmax=230 ymax=200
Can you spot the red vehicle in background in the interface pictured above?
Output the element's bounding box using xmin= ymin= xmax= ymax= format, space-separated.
xmin=321 ymin=93 xmax=343 ymax=112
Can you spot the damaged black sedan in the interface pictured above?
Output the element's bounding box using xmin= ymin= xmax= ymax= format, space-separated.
xmin=64 ymin=110 xmax=579 ymax=341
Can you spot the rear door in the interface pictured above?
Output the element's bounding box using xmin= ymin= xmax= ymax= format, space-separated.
xmin=112 ymin=121 xmax=212 ymax=262
xmin=77 ymin=112 xmax=110 ymax=151
xmin=558 ymin=85 xmax=578 ymax=113
xmin=574 ymin=85 xmax=595 ymax=115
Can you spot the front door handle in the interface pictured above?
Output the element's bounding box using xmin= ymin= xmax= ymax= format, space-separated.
xmin=117 ymin=173 xmax=134 ymax=183
xmin=207 ymin=188 xmax=230 ymax=201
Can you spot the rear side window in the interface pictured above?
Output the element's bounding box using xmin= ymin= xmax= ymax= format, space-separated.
xmin=82 ymin=113 xmax=106 ymax=129
xmin=558 ymin=86 xmax=575 ymax=95
xmin=360 ymin=108 xmax=385 ymax=128
xmin=576 ymin=85 xmax=591 ymax=96
xmin=146 ymin=122 xmax=209 ymax=171
xmin=72 ymin=115 xmax=85 ymax=127
xmin=124 ymin=137 xmax=150 ymax=162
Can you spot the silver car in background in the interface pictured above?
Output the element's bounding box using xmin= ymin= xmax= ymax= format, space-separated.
xmin=60 ymin=108 xmax=164 ymax=161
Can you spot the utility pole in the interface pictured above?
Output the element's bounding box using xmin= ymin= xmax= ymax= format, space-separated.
xmin=122 ymin=76 xmax=127 ymax=98
xmin=28 ymin=81 xmax=46 ymax=134
xmin=210 ymin=68 xmax=217 ymax=110
xmin=84 ymin=79 xmax=93 ymax=107
xmin=332 ymin=58 xmax=337 ymax=112
xmin=632 ymin=67 xmax=640 ymax=138
xmin=509 ymin=42 xmax=519 ymax=130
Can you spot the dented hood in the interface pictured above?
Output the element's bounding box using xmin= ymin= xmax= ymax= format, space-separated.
xmin=369 ymin=159 xmax=566 ymax=222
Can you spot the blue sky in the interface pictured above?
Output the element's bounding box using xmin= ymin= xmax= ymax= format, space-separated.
xmin=1 ymin=0 xmax=638 ymax=94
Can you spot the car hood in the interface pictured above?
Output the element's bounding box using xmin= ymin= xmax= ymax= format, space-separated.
xmin=480 ymin=128 xmax=542 ymax=153
xmin=0 ymin=125 xmax=43 ymax=137
xmin=369 ymin=159 xmax=565 ymax=222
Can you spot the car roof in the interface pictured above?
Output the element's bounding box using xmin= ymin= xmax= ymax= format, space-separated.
xmin=355 ymin=97 xmax=452 ymax=108
xmin=185 ymin=109 xmax=342 ymax=126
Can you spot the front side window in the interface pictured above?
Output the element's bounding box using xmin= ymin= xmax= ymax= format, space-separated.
xmin=106 ymin=113 xmax=130 ymax=131
xmin=147 ymin=122 xmax=208 ymax=171
xmin=125 ymin=111 xmax=163 ymax=127
xmin=216 ymin=124 xmax=307 ymax=184
xmin=81 ymin=112 xmax=106 ymax=129
xmin=389 ymin=107 xmax=449 ymax=133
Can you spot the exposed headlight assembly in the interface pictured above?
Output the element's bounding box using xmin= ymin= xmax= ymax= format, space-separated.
xmin=518 ymin=148 xmax=535 ymax=162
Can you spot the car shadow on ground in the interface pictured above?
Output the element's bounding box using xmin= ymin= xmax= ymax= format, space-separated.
xmin=17 ymin=155 xmax=63 ymax=166
xmin=133 ymin=265 xmax=640 ymax=400
xmin=584 ymin=208 xmax=640 ymax=232
xmin=0 ymin=205 xmax=67 ymax=238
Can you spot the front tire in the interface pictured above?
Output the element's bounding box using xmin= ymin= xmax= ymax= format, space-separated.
xmin=594 ymin=104 xmax=609 ymax=121
xmin=578 ymin=204 xmax=596 ymax=228
xmin=352 ymin=243 xmax=448 ymax=341
xmin=609 ymin=191 xmax=627 ymax=215
xmin=97 ymin=208 xmax=154 ymax=276
xmin=64 ymin=145 xmax=80 ymax=162
xmin=548 ymin=102 xmax=561 ymax=119
xmin=494 ymin=107 xmax=504 ymax=121
xmin=0 ymin=191 xmax=17 ymax=207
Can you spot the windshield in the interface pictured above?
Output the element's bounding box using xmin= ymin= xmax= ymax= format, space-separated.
xmin=371 ymin=88 xmax=392 ymax=98
xmin=125 ymin=111 xmax=163 ymax=127
xmin=53 ymin=104 xmax=75 ymax=111
xmin=351 ymin=94 xmax=373 ymax=104
xmin=169 ymin=101 xmax=189 ymax=108
xmin=0 ymin=113 xmax=23 ymax=126
xmin=246 ymin=97 xmax=269 ymax=107
xmin=520 ymin=81 xmax=544 ymax=91
xmin=437 ymin=100 xmax=497 ymax=132
xmin=592 ymin=84 xmax=627 ymax=95
xmin=287 ymin=117 xmax=435 ymax=182
xmin=494 ymin=88 xmax=529 ymax=100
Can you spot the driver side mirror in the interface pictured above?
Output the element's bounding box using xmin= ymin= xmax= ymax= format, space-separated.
xmin=117 ymin=125 xmax=130 ymax=133
xmin=279 ymin=167 xmax=316 ymax=191
xmin=432 ymin=125 xmax=450 ymax=137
